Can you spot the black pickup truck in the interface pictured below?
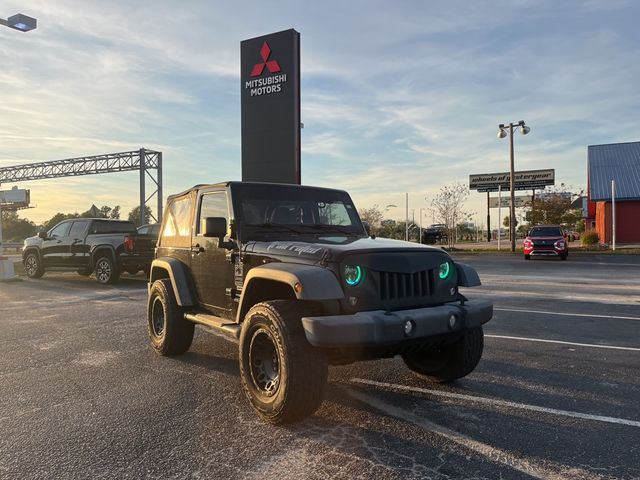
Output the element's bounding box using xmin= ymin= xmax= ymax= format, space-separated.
xmin=22 ymin=218 xmax=155 ymax=284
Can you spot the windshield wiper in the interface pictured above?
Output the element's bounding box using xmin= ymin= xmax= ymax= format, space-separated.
xmin=307 ymin=224 xmax=359 ymax=235
xmin=253 ymin=223 xmax=308 ymax=234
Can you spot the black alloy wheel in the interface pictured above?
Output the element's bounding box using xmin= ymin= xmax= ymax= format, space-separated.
xmin=248 ymin=328 xmax=281 ymax=396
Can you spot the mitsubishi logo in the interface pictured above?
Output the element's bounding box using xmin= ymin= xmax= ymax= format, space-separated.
xmin=250 ymin=42 xmax=281 ymax=77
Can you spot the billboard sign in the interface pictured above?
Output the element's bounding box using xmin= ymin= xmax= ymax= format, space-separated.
xmin=469 ymin=169 xmax=554 ymax=192
xmin=489 ymin=195 xmax=532 ymax=208
xmin=0 ymin=187 xmax=30 ymax=206
xmin=241 ymin=29 xmax=301 ymax=184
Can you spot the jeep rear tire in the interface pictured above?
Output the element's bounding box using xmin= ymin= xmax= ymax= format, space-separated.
xmin=24 ymin=252 xmax=44 ymax=279
xmin=239 ymin=300 xmax=328 ymax=424
xmin=402 ymin=327 xmax=484 ymax=383
xmin=147 ymin=279 xmax=194 ymax=355
xmin=95 ymin=255 xmax=120 ymax=284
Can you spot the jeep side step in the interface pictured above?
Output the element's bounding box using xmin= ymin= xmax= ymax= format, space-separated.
xmin=184 ymin=313 xmax=241 ymax=341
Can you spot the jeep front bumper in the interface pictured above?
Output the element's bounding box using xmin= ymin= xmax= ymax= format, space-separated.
xmin=301 ymin=299 xmax=492 ymax=348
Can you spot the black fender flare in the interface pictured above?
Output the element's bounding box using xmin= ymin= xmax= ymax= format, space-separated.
xmin=149 ymin=257 xmax=195 ymax=306
xmin=236 ymin=263 xmax=344 ymax=323
xmin=455 ymin=262 xmax=481 ymax=287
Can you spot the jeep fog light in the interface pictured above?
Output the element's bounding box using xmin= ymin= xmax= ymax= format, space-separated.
xmin=449 ymin=287 xmax=457 ymax=296
xmin=348 ymin=296 xmax=358 ymax=306
xmin=404 ymin=320 xmax=415 ymax=336
xmin=439 ymin=261 xmax=452 ymax=279
xmin=448 ymin=314 xmax=458 ymax=329
xmin=344 ymin=265 xmax=364 ymax=286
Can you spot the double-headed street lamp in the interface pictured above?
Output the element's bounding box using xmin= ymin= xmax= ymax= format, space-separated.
xmin=0 ymin=13 xmax=37 ymax=32
xmin=497 ymin=120 xmax=530 ymax=252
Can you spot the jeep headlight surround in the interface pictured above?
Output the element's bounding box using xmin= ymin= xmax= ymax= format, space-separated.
xmin=438 ymin=261 xmax=452 ymax=280
xmin=344 ymin=264 xmax=364 ymax=287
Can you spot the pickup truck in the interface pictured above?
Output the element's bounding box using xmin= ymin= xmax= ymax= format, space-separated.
xmin=22 ymin=218 xmax=155 ymax=284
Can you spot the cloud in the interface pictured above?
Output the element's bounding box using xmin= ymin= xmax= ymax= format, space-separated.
xmin=2 ymin=0 xmax=639 ymax=229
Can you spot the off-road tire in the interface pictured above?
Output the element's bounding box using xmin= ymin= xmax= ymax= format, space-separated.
xmin=24 ymin=252 xmax=44 ymax=279
xmin=524 ymin=254 xmax=531 ymax=260
xmin=94 ymin=255 xmax=120 ymax=284
xmin=402 ymin=327 xmax=484 ymax=383
xmin=147 ymin=279 xmax=194 ymax=356
xmin=239 ymin=300 xmax=328 ymax=424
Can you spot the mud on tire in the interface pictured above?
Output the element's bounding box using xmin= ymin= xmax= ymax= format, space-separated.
xmin=239 ymin=300 xmax=328 ymax=424
xmin=402 ymin=327 xmax=484 ymax=383
xmin=147 ymin=279 xmax=194 ymax=356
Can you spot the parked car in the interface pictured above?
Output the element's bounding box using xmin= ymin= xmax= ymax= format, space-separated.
xmin=22 ymin=218 xmax=156 ymax=284
xmin=146 ymin=181 xmax=492 ymax=424
xmin=523 ymin=225 xmax=568 ymax=260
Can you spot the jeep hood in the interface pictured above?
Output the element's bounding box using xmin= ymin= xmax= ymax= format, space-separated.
xmin=243 ymin=237 xmax=447 ymax=264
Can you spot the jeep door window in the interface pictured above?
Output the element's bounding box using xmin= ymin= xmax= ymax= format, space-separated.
xmin=197 ymin=192 xmax=229 ymax=235
xmin=161 ymin=196 xmax=193 ymax=247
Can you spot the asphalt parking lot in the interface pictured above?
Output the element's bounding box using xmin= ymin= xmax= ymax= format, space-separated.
xmin=1 ymin=253 xmax=639 ymax=479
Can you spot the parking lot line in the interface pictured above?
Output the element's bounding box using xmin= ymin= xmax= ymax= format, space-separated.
xmin=350 ymin=378 xmax=640 ymax=428
xmin=486 ymin=334 xmax=640 ymax=351
xmin=346 ymin=387 xmax=602 ymax=480
xmin=495 ymin=306 xmax=640 ymax=321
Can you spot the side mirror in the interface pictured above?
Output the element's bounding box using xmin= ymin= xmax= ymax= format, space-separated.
xmin=202 ymin=217 xmax=227 ymax=239
xmin=362 ymin=221 xmax=371 ymax=236
xmin=38 ymin=231 xmax=48 ymax=239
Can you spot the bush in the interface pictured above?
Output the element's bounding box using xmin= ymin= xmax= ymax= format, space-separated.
xmin=581 ymin=231 xmax=599 ymax=246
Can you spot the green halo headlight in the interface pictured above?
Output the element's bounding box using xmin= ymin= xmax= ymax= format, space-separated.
xmin=438 ymin=261 xmax=452 ymax=280
xmin=344 ymin=265 xmax=364 ymax=286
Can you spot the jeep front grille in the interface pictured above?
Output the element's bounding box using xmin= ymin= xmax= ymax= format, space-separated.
xmin=379 ymin=270 xmax=433 ymax=301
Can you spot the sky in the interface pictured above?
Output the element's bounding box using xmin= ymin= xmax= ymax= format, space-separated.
xmin=1 ymin=0 xmax=639 ymax=228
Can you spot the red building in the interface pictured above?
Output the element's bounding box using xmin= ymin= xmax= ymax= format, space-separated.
xmin=587 ymin=142 xmax=640 ymax=244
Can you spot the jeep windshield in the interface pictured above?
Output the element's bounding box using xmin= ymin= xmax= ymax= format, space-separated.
xmin=231 ymin=183 xmax=366 ymax=241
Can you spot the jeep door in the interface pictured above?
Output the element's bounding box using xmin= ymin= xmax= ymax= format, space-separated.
xmin=41 ymin=220 xmax=72 ymax=266
xmin=192 ymin=190 xmax=235 ymax=317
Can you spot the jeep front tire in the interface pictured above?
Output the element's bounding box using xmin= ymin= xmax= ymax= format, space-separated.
xmin=239 ymin=300 xmax=328 ymax=424
xmin=147 ymin=279 xmax=194 ymax=355
xmin=402 ymin=327 xmax=484 ymax=383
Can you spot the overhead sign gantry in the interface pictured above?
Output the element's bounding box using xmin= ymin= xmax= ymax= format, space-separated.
xmin=0 ymin=148 xmax=163 ymax=225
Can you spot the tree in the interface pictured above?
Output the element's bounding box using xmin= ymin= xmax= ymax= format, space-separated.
xmin=1 ymin=210 xmax=36 ymax=241
xmin=429 ymin=183 xmax=470 ymax=248
xmin=42 ymin=212 xmax=79 ymax=232
xmin=358 ymin=205 xmax=385 ymax=235
xmin=526 ymin=188 xmax=582 ymax=228
xmin=127 ymin=205 xmax=153 ymax=226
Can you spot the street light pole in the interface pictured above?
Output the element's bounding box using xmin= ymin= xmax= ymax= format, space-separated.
xmin=508 ymin=122 xmax=516 ymax=252
xmin=498 ymin=120 xmax=530 ymax=252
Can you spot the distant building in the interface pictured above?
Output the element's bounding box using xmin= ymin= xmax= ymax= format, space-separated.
xmin=587 ymin=142 xmax=640 ymax=243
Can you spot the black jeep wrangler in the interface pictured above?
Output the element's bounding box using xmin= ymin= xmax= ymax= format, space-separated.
xmin=147 ymin=182 xmax=492 ymax=424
